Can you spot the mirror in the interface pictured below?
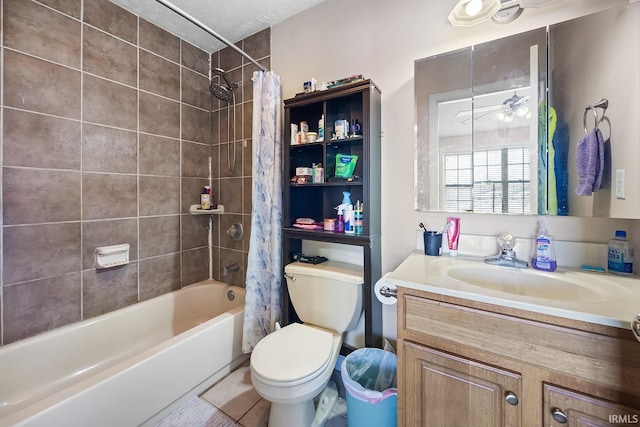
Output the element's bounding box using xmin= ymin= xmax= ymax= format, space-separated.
xmin=415 ymin=2 xmax=640 ymax=218
xmin=415 ymin=28 xmax=547 ymax=215
xmin=549 ymin=3 xmax=640 ymax=218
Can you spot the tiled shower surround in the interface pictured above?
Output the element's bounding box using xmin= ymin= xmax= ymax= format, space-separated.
xmin=0 ymin=0 xmax=271 ymax=345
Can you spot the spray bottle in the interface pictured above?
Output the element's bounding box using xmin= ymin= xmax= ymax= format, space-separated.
xmin=335 ymin=206 xmax=345 ymax=233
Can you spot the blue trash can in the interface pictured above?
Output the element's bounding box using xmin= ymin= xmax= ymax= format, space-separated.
xmin=340 ymin=348 xmax=397 ymax=427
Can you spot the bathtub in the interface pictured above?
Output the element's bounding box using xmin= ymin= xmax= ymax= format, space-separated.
xmin=0 ymin=280 xmax=247 ymax=427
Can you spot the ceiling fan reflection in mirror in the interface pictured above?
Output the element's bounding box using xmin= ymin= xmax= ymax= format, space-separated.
xmin=455 ymin=91 xmax=530 ymax=124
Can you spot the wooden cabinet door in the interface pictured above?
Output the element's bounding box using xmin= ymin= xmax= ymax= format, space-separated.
xmin=543 ymin=384 xmax=640 ymax=426
xmin=401 ymin=341 xmax=521 ymax=427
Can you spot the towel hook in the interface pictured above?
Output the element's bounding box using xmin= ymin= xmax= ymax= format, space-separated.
xmin=582 ymin=98 xmax=609 ymax=134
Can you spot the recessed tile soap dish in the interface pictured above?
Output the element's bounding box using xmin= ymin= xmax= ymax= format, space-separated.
xmin=95 ymin=244 xmax=130 ymax=269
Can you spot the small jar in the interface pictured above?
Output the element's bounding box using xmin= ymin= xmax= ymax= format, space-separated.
xmin=323 ymin=218 xmax=336 ymax=232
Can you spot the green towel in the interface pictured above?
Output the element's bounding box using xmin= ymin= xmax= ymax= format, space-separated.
xmin=547 ymin=106 xmax=558 ymax=215
xmin=538 ymin=103 xmax=558 ymax=215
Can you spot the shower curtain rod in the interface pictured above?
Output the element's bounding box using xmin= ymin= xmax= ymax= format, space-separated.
xmin=155 ymin=0 xmax=269 ymax=73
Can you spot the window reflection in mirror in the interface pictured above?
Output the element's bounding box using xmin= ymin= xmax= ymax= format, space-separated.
xmin=415 ymin=28 xmax=546 ymax=215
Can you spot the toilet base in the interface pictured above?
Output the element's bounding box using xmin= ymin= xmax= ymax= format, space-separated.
xmin=268 ymin=399 xmax=315 ymax=427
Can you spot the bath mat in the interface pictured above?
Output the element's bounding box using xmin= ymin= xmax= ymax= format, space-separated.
xmin=154 ymin=397 xmax=236 ymax=427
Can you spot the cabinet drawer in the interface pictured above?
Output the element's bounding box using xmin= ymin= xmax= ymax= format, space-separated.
xmin=543 ymin=383 xmax=640 ymax=426
xmin=401 ymin=294 xmax=640 ymax=397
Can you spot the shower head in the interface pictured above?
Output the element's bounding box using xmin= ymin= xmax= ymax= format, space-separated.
xmin=212 ymin=67 xmax=226 ymax=77
xmin=210 ymin=82 xmax=234 ymax=102
xmin=211 ymin=67 xmax=240 ymax=93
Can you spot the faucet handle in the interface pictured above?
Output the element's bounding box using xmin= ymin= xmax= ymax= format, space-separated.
xmin=497 ymin=234 xmax=516 ymax=251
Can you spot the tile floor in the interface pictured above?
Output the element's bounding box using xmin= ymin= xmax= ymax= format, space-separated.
xmin=155 ymin=364 xmax=348 ymax=427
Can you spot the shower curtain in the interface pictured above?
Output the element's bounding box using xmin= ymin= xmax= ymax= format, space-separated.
xmin=242 ymin=70 xmax=283 ymax=353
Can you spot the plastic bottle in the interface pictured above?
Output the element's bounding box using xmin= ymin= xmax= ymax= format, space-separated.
xmin=345 ymin=204 xmax=354 ymax=234
xmin=608 ymin=230 xmax=634 ymax=275
xmin=354 ymin=200 xmax=363 ymax=235
xmin=201 ymin=186 xmax=211 ymax=209
xmin=342 ymin=191 xmax=352 ymax=205
xmin=318 ymin=115 xmax=325 ymax=142
xmin=531 ymin=220 xmax=557 ymax=272
xmin=342 ymin=192 xmax=354 ymax=234
xmin=336 ymin=207 xmax=345 ymax=233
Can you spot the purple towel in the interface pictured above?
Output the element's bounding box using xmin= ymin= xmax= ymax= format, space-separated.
xmin=575 ymin=128 xmax=605 ymax=196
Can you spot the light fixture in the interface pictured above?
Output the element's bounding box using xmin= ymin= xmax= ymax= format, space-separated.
xmin=516 ymin=104 xmax=529 ymax=117
xmin=448 ymin=0 xmax=502 ymax=26
xmin=465 ymin=0 xmax=483 ymax=16
xmin=495 ymin=91 xmax=529 ymax=122
xmin=449 ymin=0 xmax=563 ymax=26
xmin=518 ymin=0 xmax=560 ymax=7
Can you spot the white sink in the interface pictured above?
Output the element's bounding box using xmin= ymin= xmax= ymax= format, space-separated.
xmin=388 ymin=252 xmax=640 ymax=330
xmin=428 ymin=258 xmax=631 ymax=303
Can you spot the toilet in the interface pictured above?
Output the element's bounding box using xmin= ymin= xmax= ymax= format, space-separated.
xmin=250 ymin=260 xmax=364 ymax=427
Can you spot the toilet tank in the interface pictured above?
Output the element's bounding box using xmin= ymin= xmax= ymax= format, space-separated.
xmin=284 ymin=261 xmax=363 ymax=333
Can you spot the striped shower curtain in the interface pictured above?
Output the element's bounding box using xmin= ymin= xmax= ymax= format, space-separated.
xmin=242 ymin=70 xmax=283 ymax=353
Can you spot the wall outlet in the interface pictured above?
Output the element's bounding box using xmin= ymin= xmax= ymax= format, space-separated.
xmin=616 ymin=169 xmax=626 ymax=199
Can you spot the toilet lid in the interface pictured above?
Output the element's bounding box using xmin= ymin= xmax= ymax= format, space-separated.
xmin=251 ymin=323 xmax=333 ymax=383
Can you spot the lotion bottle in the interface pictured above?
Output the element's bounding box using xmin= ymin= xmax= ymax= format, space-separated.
xmin=531 ymin=220 xmax=557 ymax=272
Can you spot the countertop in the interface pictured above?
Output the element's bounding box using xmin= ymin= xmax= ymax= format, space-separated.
xmin=387 ymin=251 xmax=640 ymax=330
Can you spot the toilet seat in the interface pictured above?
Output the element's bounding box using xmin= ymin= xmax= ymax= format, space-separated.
xmin=251 ymin=323 xmax=333 ymax=384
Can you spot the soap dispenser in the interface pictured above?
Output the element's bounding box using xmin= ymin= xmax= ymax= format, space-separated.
xmin=531 ymin=220 xmax=557 ymax=272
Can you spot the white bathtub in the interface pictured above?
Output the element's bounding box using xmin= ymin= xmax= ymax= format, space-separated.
xmin=0 ymin=280 xmax=247 ymax=427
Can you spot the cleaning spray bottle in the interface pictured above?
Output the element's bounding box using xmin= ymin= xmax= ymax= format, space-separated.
xmin=531 ymin=220 xmax=557 ymax=272
xmin=335 ymin=206 xmax=345 ymax=233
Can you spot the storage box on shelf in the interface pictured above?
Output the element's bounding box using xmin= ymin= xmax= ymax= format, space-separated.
xmin=282 ymin=80 xmax=382 ymax=347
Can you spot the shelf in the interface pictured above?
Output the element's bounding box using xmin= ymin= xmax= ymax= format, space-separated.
xmin=290 ymin=137 xmax=363 ymax=148
xmin=283 ymin=79 xmax=382 ymax=348
xmin=189 ymin=204 xmax=225 ymax=215
xmin=283 ymin=227 xmax=375 ymax=246
xmin=326 ymin=136 xmax=363 ymax=144
xmin=290 ymin=181 xmax=364 ymax=188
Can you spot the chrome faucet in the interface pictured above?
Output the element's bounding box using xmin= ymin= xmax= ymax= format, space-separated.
xmin=223 ymin=263 xmax=240 ymax=275
xmin=484 ymin=234 xmax=529 ymax=268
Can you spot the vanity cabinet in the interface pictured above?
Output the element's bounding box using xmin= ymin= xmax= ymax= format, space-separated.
xmin=397 ymin=287 xmax=640 ymax=427
xmin=403 ymin=342 xmax=521 ymax=426
xmin=282 ymin=80 xmax=382 ymax=347
xmin=543 ymin=384 xmax=640 ymax=426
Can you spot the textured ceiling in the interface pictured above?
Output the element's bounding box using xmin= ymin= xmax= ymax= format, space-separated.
xmin=108 ymin=0 xmax=326 ymax=53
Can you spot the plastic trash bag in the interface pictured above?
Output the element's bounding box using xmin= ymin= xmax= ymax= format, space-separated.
xmin=341 ymin=348 xmax=397 ymax=404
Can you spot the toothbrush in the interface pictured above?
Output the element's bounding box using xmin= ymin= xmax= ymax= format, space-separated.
xmin=436 ymin=223 xmax=450 ymax=235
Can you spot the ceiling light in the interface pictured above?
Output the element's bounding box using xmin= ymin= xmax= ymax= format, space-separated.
xmin=450 ymin=0 xmax=563 ymax=27
xmin=516 ymin=105 xmax=529 ymax=117
xmin=518 ymin=0 xmax=560 ymax=7
xmin=448 ymin=0 xmax=502 ymax=26
xmin=492 ymin=1 xmax=523 ymax=24
xmin=465 ymin=0 xmax=483 ymax=16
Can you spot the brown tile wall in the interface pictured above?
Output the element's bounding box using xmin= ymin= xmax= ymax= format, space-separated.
xmin=0 ymin=0 xmax=218 ymax=345
xmin=210 ymin=29 xmax=271 ymax=287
